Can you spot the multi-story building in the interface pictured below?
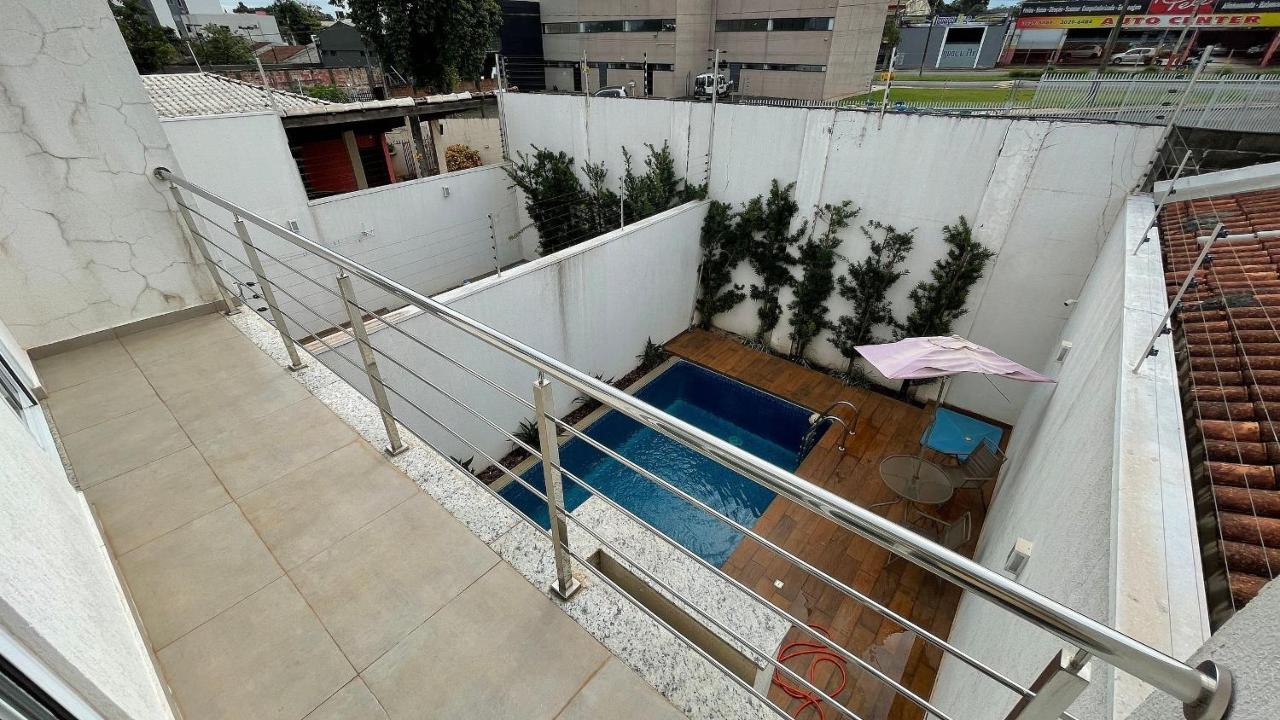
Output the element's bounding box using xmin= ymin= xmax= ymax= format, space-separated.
xmin=538 ymin=0 xmax=889 ymax=100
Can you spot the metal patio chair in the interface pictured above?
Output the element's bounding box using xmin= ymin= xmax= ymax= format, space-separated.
xmin=938 ymin=438 xmax=1005 ymax=505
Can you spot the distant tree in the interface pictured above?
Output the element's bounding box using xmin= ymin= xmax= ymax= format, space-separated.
xmin=112 ymin=0 xmax=180 ymax=73
xmin=234 ymin=2 xmax=254 ymax=11
xmin=898 ymin=216 xmax=994 ymax=338
xmin=882 ymin=17 xmax=901 ymax=48
xmin=268 ymin=0 xmax=329 ymax=44
xmin=832 ymin=221 xmax=914 ymax=375
xmin=346 ymin=0 xmax=503 ymax=92
xmin=189 ymin=26 xmax=254 ymax=65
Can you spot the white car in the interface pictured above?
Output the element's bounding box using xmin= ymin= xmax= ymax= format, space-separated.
xmin=1060 ymin=45 xmax=1103 ymax=60
xmin=1111 ymin=47 xmax=1155 ymax=65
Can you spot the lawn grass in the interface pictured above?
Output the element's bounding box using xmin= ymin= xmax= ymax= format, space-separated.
xmin=850 ymin=87 xmax=1038 ymax=104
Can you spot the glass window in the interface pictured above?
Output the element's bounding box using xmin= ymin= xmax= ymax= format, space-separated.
xmin=545 ymin=19 xmax=674 ymax=34
xmin=716 ymin=19 xmax=769 ymax=32
xmin=770 ymin=17 xmax=834 ymax=31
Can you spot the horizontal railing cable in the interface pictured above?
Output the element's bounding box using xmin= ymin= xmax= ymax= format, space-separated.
xmin=158 ymin=168 xmax=1229 ymax=715
xmin=195 ymin=227 xmax=835 ymax=720
xmin=209 ymin=221 xmax=1050 ymax=718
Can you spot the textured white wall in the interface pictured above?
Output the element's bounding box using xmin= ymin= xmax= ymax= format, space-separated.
xmin=0 ymin=323 xmax=173 ymax=720
xmin=160 ymin=112 xmax=521 ymax=336
xmin=503 ymin=94 xmax=1162 ymax=423
xmin=0 ymin=0 xmax=216 ymax=350
xmin=320 ymin=201 xmax=708 ymax=462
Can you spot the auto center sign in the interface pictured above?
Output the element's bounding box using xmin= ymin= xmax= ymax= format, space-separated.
xmin=1016 ymin=0 xmax=1280 ymax=28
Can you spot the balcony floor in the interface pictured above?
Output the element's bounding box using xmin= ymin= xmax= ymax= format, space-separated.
xmin=667 ymin=329 xmax=994 ymax=720
xmin=39 ymin=312 xmax=684 ymax=720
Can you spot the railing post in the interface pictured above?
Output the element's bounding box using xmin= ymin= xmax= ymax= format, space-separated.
xmin=169 ymin=184 xmax=240 ymax=315
xmin=1003 ymin=649 xmax=1091 ymax=720
xmin=533 ymin=375 xmax=582 ymax=600
xmin=234 ymin=218 xmax=306 ymax=371
xmin=336 ymin=271 xmax=407 ymax=456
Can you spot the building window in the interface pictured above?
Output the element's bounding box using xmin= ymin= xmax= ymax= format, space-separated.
xmin=716 ymin=17 xmax=834 ymax=32
xmin=543 ymin=19 xmax=675 ymax=34
xmin=731 ymin=62 xmax=827 ymax=72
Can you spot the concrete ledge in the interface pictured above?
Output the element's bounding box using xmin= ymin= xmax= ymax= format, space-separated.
xmin=1153 ymin=160 xmax=1280 ymax=203
xmin=26 ymin=301 xmax=225 ymax=361
xmin=1112 ymin=194 xmax=1210 ymax=717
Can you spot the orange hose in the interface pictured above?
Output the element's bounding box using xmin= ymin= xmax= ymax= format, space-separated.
xmin=770 ymin=624 xmax=848 ymax=720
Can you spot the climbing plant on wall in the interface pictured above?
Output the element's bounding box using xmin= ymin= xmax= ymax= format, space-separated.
xmin=742 ymin=181 xmax=807 ymax=343
xmin=899 ymin=216 xmax=994 ymax=338
xmin=787 ymin=201 xmax=860 ymax=360
xmin=694 ymin=201 xmax=747 ymax=329
xmin=831 ymin=220 xmax=915 ymax=376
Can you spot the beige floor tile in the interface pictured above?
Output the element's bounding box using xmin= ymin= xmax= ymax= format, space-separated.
xmin=86 ymin=447 xmax=231 ymax=555
xmin=135 ymin=333 xmax=281 ymax=399
xmin=34 ymin=339 xmax=136 ymax=393
xmin=303 ymin=679 xmax=388 ymax=720
xmin=362 ymin=564 xmax=609 ymax=720
xmin=290 ymin=495 xmax=497 ymax=670
xmin=197 ymin=397 xmax=358 ymax=498
xmin=158 ymin=577 xmax=354 ymax=720
xmin=61 ymin=403 xmax=191 ymax=487
xmin=556 ymin=658 xmax=685 ymax=720
xmin=119 ymin=313 xmax=242 ymax=365
xmin=46 ymin=367 xmax=159 ymax=435
xmin=239 ymin=442 xmax=418 ymax=569
xmin=166 ymin=367 xmax=309 ymax=445
xmin=119 ymin=504 xmax=282 ymax=648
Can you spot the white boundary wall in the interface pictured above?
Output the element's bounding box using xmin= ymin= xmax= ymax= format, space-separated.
xmin=503 ymin=94 xmax=1163 ymax=423
xmin=321 ymin=201 xmax=708 ymax=461
xmin=931 ymin=196 xmax=1207 ymax=720
xmin=160 ymin=113 xmax=520 ymax=335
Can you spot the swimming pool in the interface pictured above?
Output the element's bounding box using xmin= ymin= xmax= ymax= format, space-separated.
xmin=498 ymin=359 xmax=823 ymax=566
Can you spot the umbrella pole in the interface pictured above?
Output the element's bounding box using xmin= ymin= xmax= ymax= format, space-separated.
xmin=913 ymin=375 xmax=954 ymax=482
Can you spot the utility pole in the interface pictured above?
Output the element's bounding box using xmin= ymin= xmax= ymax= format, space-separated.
xmin=1167 ymin=1 xmax=1209 ymax=68
xmin=706 ymin=48 xmax=722 ymax=187
xmin=880 ymin=46 xmax=898 ymax=127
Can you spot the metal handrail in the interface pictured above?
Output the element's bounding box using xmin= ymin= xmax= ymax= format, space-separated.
xmin=157 ymin=166 xmax=1231 ymax=718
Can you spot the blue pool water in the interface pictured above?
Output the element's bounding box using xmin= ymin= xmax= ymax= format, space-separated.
xmin=498 ymin=360 xmax=822 ymax=566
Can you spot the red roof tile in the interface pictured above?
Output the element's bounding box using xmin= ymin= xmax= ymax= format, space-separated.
xmin=1160 ymin=186 xmax=1280 ymax=620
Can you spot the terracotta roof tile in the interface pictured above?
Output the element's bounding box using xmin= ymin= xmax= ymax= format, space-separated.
xmin=1160 ymin=186 xmax=1280 ymax=618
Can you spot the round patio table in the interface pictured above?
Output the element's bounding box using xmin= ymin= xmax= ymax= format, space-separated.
xmin=878 ymin=455 xmax=954 ymax=505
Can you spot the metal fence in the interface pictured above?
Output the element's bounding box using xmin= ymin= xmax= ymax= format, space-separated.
xmin=734 ymin=72 xmax=1280 ymax=133
xmin=155 ymin=165 xmax=1236 ymax=720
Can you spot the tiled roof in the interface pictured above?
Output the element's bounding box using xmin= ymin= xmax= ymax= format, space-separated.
xmin=141 ymin=72 xmax=329 ymax=118
xmin=1160 ymin=186 xmax=1280 ymax=618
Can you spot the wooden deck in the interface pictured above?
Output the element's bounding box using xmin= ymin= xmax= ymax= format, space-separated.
xmin=666 ymin=329 xmax=997 ymax=720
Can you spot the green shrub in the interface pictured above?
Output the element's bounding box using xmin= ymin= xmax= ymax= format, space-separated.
xmin=302 ymin=84 xmax=349 ymax=102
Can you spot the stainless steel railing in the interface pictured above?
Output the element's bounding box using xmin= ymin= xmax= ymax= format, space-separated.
xmin=156 ymin=166 xmax=1233 ymax=720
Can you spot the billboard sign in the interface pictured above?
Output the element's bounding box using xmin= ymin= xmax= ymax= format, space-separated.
xmin=1016 ymin=0 xmax=1280 ymax=27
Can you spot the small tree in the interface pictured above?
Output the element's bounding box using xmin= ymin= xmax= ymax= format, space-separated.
xmin=113 ymin=0 xmax=180 ymax=73
xmin=263 ymin=0 xmax=328 ymax=45
xmin=445 ymin=144 xmax=483 ymax=172
xmin=787 ymin=201 xmax=859 ymax=360
xmin=622 ymin=142 xmax=682 ymax=221
xmin=582 ymin=160 xmax=621 ymax=237
xmin=189 ymin=26 xmax=254 ymax=65
xmin=695 ymin=201 xmax=747 ymax=329
xmin=832 ymin=220 xmax=915 ymax=375
xmin=899 ymin=216 xmax=994 ymax=338
xmin=506 ymin=147 xmax=591 ymax=255
xmin=742 ymin=181 xmax=807 ymax=342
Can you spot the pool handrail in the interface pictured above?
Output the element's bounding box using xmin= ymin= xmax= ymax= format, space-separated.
xmin=155 ymin=166 xmax=1233 ymax=720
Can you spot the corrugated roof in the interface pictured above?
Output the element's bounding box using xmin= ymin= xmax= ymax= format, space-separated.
xmin=1160 ymin=186 xmax=1280 ymax=619
xmin=142 ymin=72 xmax=329 ymax=118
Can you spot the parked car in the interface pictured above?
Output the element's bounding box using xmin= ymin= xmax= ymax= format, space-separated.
xmin=1060 ymin=44 xmax=1103 ymax=60
xmin=693 ymin=73 xmax=732 ymax=98
xmin=1111 ymin=47 xmax=1155 ymax=65
xmin=1245 ymin=44 xmax=1267 ymax=56
xmin=593 ymin=86 xmax=629 ymax=98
